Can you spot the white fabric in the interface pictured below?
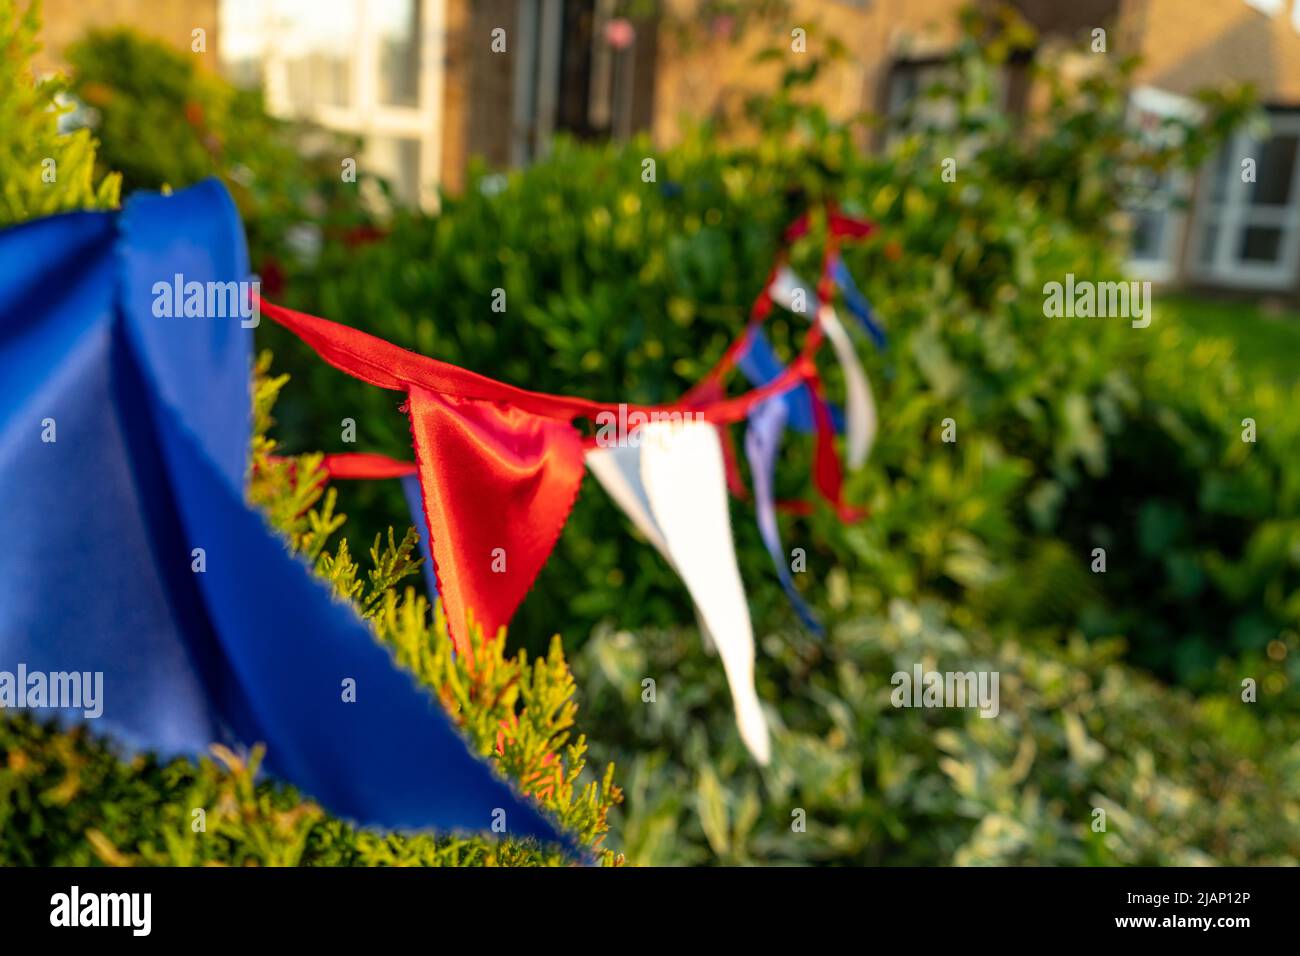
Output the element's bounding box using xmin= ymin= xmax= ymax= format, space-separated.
xmin=770 ymin=266 xmax=877 ymax=469
xmin=585 ymin=441 xmax=714 ymax=644
xmin=818 ymin=302 xmax=876 ymax=468
xmin=585 ymin=442 xmax=670 ymax=555
xmin=586 ymin=422 xmax=772 ymax=764
xmin=769 ymin=267 xmax=815 ymax=317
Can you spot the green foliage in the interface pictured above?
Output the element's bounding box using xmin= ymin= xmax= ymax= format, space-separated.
xmin=0 ymin=356 xmax=622 ymax=867
xmin=242 ymin=11 xmax=1298 ymax=865
xmin=64 ymin=28 xmax=380 ymax=292
xmin=0 ymin=0 xmax=119 ymax=227
xmin=1156 ymin=293 xmax=1300 ymax=388
xmin=580 ymin=600 xmax=1300 ymax=865
xmin=262 ymin=9 xmax=1292 ymax=692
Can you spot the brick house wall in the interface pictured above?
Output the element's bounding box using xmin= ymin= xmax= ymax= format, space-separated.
xmin=440 ymin=0 xmax=520 ymax=193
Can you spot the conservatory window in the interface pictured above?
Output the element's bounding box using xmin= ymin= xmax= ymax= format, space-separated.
xmin=1191 ymin=111 xmax=1300 ymax=290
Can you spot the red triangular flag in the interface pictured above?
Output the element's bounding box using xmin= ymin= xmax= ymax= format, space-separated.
xmin=406 ymin=384 xmax=586 ymax=655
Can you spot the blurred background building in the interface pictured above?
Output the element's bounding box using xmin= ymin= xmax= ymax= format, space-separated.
xmin=29 ymin=0 xmax=1300 ymax=300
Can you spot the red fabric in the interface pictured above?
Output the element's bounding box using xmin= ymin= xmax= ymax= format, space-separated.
xmin=405 ymin=386 xmax=586 ymax=655
xmin=718 ymin=424 xmax=749 ymax=500
xmin=784 ymin=208 xmax=877 ymax=243
xmin=321 ymin=452 xmax=417 ymax=479
xmin=807 ymin=366 xmax=868 ymax=523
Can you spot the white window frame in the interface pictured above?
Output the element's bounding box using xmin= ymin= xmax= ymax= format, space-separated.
xmin=1242 ymin=1 xmax=1300 ymax=39
xmin=1125 ymin=87 xmax=1202 ymax=283
xmin=1190 ymin=112 xmax=1300 ymax=291
xmin=261 ymin=0 xmax=445 ymax=211
xmin=1244 ymin=0 xmax=1285 ymax=16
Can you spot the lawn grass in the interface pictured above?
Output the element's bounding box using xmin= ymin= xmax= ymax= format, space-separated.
xmin=1157 ymin=293 xmax=1300 ymax=385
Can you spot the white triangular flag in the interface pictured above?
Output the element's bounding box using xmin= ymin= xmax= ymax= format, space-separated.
xmin=585 ymin=440 xmax=714 ymax=644
xmin=585 ymin=442 xmax=671 ymax=555
xmin=586 ymin=424 xmax=772 ymax=764
xmin=637 ymin=420 xmax=771 ymax=764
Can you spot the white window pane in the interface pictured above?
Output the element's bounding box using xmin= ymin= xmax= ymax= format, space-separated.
xmin=368 ymin=136 xmax=422 ymax=206
xmin=1249 ymin=134 xmax=1298 ymax=206
xmin=1238 ymin=226 xmax=1284 ymax=263
xmin=376 ymin=0 xmax=422 ymax=107
xmin=276 ymin=0 xmax=358 ymax=110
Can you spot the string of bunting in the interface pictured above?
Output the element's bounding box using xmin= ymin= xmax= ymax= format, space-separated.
xmin=259 ymin=206 xmax=887 ymax=763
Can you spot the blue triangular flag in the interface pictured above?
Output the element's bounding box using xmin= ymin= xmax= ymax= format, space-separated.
xmin=0 ymin=179 xmax=565 ymax=848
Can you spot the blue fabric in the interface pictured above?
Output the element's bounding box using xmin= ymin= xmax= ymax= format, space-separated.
xmin=743 ymin=399 xmax=823 ymax=635
xmin=401 ymin=472 xmax=441 ymax=600
xmin=736 ymin=327 xmax=844 ymax=434
xmin=0 ymin=180 xmax=564 ymax=847
xmin=832 ymin=255 xmax=887 ymax=350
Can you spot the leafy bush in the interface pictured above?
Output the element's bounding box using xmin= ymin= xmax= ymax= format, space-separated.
xmin=6 ymin=3 xmax=1298 ymax=868
xmin=580 ymin=599 xmax=1300 ymax=865
xmin=245 ymin=9 xmax=1299 ymax=865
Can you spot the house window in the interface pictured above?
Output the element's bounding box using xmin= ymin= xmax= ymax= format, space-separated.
xmin=1191 ymin=111 xmax=1300 ymax=290
xmin=1125 ymin=87 xmax=1201 ymax=283
xmin=376 ymin=0 xmax=422 ymax=108
xmin=367 ymin=136 xmax=422 ymax=207
xmin=279 ymin=1 xmax=357 ymax=110
xmin=223 ymin=0 xmax=445 ymax=210
xmin=884 ymin=60 xmax=959 ymax=135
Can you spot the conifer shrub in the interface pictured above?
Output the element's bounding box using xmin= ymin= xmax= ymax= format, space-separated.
xmin=0 ymin=0 xmax=119 ymax=226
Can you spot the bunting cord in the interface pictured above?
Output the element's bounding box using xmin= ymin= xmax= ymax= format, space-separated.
xmin=257 ymin=205 xmax=871 ymax=430
xmin=284 ymin=204 xmax=877 ymax=523
xmin=265 ymin=206 xmax=876 ymax=665
xmin=255 ymin=296 xmax=818 ymax=428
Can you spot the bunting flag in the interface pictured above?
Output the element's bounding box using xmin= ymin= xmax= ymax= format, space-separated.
xmin=257 ymin=296 xmax=820 ymax=762
xmin=736 ymin=326 xmax=844 ymax=435
xmin=0 ymin=180 xmax=566 ymax=848
xmin=254 ymin=292 xmax=839 ymax=681
xmin=732 ymin=256 xmax=884 ymax=635
xmin=587 ymin=422 xmax=771 ymax=763
xmin=7 ymin=179 xmax=876 ymax=772
xmin=405 ymin=384 xmax=587 ymax=653
xmin=744 ymin=397 xmax=823 ymax=634
xmin=638 ymin=421 xmax=770 ymax=763
xmin=268 ymin=209 xmax=886 ymax=716
xmin=831 ymin=253 xmax=888 ymax=350
xmin=0 ymin=177 xmax=880 ymax=844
